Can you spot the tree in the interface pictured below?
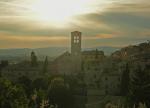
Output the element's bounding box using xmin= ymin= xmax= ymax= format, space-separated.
xmin=30 ymin=77 xmax=49 ymax=108
xmin=48 ymin=77 xmax=74 ymax=108
xmin=129 ymin=65 xmax=150 ymax=107
xmin=0 ymin=78 xmax=28 ymax=108
xmin=32 ymin=77 xmax=49 ymax=90
xmin=121 ymin=63 xmax=130 ymax=96
xmin=31 ymin=51 xmax=38 ymax=67
xmin=17 ymin=75 xmax=32 ymax=98
xmin=42 ymin=56 xmax=48 ymax=74
xmin=0 ymin=60 xmax=9 ymax=77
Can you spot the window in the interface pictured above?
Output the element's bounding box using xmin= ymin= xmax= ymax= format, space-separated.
xmin=74 ymin=36 xmax=80 ymax=43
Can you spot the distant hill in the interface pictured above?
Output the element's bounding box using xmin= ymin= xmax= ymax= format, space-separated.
xmin=0 ymin=46 xmax=120 ymax=61
xmin=112 ymin=42 xmax=150 ymax=61
xmin=0 ymin=47 xmax=68 ymax=61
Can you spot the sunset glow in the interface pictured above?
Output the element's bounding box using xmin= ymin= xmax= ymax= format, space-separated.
xmin=28 ymin=0 xmax=97 ymax=27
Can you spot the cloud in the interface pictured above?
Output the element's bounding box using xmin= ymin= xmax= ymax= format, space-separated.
xmin=0 ymin=34 xmax=68 ymax=42
xmin=83 ymin=32 xmax=119 ymax=40
xmin=78 ymin=2 xmax=150 ymax=38
xmin=0 ymin=33 xmax=69 ymax=48
xmin=0 ymin=0 xmax=150 ymax=48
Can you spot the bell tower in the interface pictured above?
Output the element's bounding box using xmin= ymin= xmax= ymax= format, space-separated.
xmin=71 ymin=31 xmax=81 ymax=55
xmin=71 ymin=31 xmax=82 ymax=73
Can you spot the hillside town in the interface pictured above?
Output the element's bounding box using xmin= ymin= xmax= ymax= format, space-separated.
xmin=0 ymin=31 xmax=150 ymax=108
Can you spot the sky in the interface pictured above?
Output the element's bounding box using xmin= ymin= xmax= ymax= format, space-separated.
xmin=0 ymin=0 xmax=150 ymax=48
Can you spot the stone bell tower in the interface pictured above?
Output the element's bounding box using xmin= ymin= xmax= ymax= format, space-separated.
xmin=71 ymin=31 xmax=81 ymax=55
xmin=71 ymin=31 xmax=82 ymax=73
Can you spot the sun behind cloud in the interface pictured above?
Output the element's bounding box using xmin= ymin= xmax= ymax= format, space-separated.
xmin=26 ymin=0 xmax=98 ymax=28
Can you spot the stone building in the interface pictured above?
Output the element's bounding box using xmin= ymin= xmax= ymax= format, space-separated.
xmin=51 ymin=31 xmax=82 ymax=75
xmin=50 ymin=31 xmax=122 ymax=93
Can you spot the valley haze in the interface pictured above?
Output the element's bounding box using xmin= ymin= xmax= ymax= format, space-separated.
xmin=0 ymin=46 xmax=120 ymax=61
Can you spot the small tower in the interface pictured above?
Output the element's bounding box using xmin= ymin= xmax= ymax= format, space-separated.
xmin=71 ymin=31 xmax=81 ymax=55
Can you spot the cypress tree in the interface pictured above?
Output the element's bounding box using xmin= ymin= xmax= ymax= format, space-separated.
xmin=43 ymin=56 xmax=48 ymax=74
xmin=121 ymin=63 xmax=130 ymax=96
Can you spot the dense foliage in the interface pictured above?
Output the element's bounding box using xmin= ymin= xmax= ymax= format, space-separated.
xmin=0 ymin=78 xmax=28 ymax=108
xmin=0 ymin=75 xmax=79 ymax=108
xmin=128 ymin=65 xmax=150 ymax=107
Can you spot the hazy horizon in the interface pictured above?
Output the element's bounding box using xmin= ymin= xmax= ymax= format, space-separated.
xmin=0 ymin=41 xmax=145 ymax=50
